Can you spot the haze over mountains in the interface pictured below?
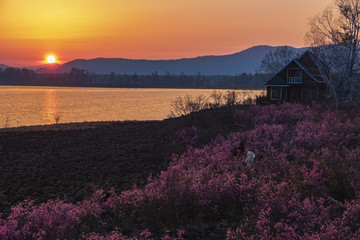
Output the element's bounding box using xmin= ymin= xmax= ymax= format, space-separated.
xmin=3 ymin=45 xmax=301 ymax=75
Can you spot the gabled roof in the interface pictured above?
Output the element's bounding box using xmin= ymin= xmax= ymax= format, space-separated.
xmin=264 ymin=75 xmax=288 ymax=86
xmin=296 ymin=51 xmax=328 ymax=82
xmin=298 ymin=50 xmax=330 ymax=72
xmin=293 ymin=59 xmax=323 ymax=83
xmin=265 ymin=51 xmax=325 ymax=86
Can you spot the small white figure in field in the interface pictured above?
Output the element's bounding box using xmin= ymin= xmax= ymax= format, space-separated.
xmin=245 ymin=151 xmax=255 ymax=166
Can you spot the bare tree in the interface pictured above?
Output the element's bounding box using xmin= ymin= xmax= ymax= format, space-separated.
xmin=209 ymin=90 xmax=223 ymax=108
xmin=305 ymin=0 xmax=360 ymax=106
xmin=52 ymin=112 xmax=61 ymax=124
xmin=259 ymin=46 xmax=303 ymax=74
xmin=169 ymin=95 xmax=208 ymax=117
xmin=223 ymin=90 xmax=238 ymax=106
xmin=2 ymin=117 xmax=10 ymax=128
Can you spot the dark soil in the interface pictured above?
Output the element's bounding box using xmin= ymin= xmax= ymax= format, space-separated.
xmin=0 ymin=106 xmax=244 ymax=215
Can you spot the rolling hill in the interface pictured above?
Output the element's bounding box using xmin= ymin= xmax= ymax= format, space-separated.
xmin=0 ymin=45 xmax=300 ymax=75
xmin=37 ymin=45 xmax=298 ymax=75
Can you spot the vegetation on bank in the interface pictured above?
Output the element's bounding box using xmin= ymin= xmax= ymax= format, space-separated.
xmin=1 ymin=103 xmax=360 ymax=239
xmin=168 ymin=90 xmax=258 ymax=118
xmin=0 ymin=67 xmax=270 ymax=89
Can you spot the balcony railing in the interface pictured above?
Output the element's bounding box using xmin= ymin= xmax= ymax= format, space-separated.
xmin=287 ymin=77 xmax=302 ymax=83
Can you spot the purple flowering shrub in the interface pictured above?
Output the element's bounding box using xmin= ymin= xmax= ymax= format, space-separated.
xmin=176 ymin=126 xmax=198 ymax=146
xmin=85 ymin=228 xmax=184 ymax=240
xmin=0 ymin=190 xmax=106 ymax=239
xmin=2 ymin=103 xmax=360 ymax=239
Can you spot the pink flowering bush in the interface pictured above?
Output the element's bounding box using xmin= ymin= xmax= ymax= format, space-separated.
xmin=2 ymin=103 xmax=360 ymax=239
xmin=85 ymin=228 xmax=184 ymax=240
xmin=0 ymin=190 xmax=106 ymax=239
xmin=176 ymin=126 xmax=198 ymax=146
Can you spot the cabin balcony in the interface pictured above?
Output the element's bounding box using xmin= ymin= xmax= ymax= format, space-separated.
xmin=287 ymin=77 xmax=302 ymax=83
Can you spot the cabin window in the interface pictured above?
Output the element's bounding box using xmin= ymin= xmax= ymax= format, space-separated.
xmin=287 ymin=68 xmax=302 ymax=83
xmin=270 ymin=87 xmax=282 ymax=100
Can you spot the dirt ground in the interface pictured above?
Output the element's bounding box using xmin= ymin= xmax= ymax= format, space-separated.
xmin=0 ymin=107 xmax=241 ymax=215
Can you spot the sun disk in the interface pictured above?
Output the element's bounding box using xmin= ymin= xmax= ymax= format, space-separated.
xmin=46 ymin=55 xmax=56 ymax=64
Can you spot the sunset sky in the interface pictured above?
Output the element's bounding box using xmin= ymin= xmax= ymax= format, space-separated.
xmin=0 ymin=0 xmax=331 ymax=67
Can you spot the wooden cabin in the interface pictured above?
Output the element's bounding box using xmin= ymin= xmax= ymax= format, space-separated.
xmin=265 ymin=51 xmax=328 ymax=103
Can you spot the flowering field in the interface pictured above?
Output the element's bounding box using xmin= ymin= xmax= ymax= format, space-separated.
xmin=1 ymin=103 xmax=360 ymax=239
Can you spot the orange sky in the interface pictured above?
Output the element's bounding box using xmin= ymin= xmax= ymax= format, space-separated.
xmin=0 ymin=0 xmax=331 ymax=67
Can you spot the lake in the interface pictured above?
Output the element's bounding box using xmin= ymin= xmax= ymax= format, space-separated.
xmin=0 ymin=86 xmax=264 ymax=128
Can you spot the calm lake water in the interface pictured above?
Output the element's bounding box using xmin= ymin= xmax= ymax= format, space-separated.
xmin=0 ymin=86 xmax=264 ymax=128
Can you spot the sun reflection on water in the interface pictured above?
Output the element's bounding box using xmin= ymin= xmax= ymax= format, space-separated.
xmin=42 ymin=89 xmax=60 ymax=125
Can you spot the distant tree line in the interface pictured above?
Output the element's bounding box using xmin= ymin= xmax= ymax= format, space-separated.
xmin=0 ymin=67 xmax=271 ymax=89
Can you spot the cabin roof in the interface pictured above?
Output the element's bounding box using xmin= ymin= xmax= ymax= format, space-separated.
xmin=293 ymin=59 xmax=322 ymax=83
xmin=264 ymin=75 xmax=288 ymax=86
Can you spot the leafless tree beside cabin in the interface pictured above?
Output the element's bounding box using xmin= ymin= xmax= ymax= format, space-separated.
xmin=305 ymin=0 xmax=360 ymax=107
xmin=259 ymin=46 xmax=303 ymax=74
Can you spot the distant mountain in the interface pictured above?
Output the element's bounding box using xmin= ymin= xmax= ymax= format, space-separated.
xmin=0 ymin=64 xmax=42 ymax=70
xmin=35 ymin=63 xmax=61 ymax=73
xmin=37 ymin=45 xmax=300 ymax=75
xmin=25 ymin=65 xmax=48 ymax=71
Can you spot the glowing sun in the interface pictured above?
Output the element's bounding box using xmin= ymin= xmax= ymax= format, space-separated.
xmin=46 ymin=55 xmax=56 ymax=64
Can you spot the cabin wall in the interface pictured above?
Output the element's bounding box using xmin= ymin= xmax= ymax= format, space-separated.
xmin=277 ymin=62 xmax=318 ymax=87
xmin=277 ymin=62 xmax=298 ymax=81
xmin=267 ymin=85 xmax=326 ymax=103
xmin=302 ymin=73 xmax=318 ymax=87
xmin=282 ymin=87 xmax=287 ymax=100
xmin=288 ymin=86 xmax=301 ymax=102
xmin=266 ymin=86 xmax=288 ymax=101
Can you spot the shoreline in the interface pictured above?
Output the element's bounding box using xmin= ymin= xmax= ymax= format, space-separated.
xmin=0 ymin=120 xmax=160 ymax=132
xmin=0 ymin=84 xmax=266 ymax=91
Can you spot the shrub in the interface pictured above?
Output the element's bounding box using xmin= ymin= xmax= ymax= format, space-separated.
xmin=168 ymin=95 xmax=208 ymax=117
xmin=2 ymin=103 xmax=360 ymax=239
